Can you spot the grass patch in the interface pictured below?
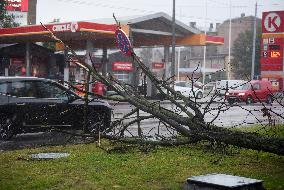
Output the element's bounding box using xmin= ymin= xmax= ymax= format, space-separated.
xmin=234 ymin=124 xmax=284 ymax=138
xmin=0 ymin=126 xmax=283 ymax=190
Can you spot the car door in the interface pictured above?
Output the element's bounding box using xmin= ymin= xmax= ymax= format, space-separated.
xmin=184 ymin=82 xmax=194 ymax=97
xmin=34 ymin=80 xmax=72 ymax=129
xmin=251 ymin=83 xmax=264 ymax=102
xmin=175 ymin=82 xmax=188 ymax=96
xmin=5 ymin=80 xmax=45 ymax=132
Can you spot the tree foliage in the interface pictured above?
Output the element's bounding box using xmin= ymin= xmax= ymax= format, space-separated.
xmin=231 ymin=27 xmax=261 ymax=79
xmin=0 ymin=0 xmax=19 ymax=28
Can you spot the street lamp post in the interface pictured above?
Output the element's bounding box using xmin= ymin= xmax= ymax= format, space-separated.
xmin=171 ymin=0 xmax=176 ymax=80
xmin=177 ymin=47 xmax=181 ymax=81
xmin=202 ymin=0 xmax=207 ymax=90
xmin=251 ymin=1 xmax=257 ymax=80
xmin=177 ymin=46 xmax=184 ymax=81
xmin=228 ymin=0 xmax=232 ymax=80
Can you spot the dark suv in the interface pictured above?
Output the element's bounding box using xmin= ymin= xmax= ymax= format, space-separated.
xmin=0 ymin=77 xmax=112 ymax=140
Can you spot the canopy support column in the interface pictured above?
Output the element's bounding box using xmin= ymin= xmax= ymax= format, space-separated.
xmin=4 ymin=68 xmax=8 ymax=76
xmin=164 ymin=45 xmax=170 ymax=79
xmin=86 ymin=40 xmax=94 ymax=91
xmin=63 ymin=49 xmax=69 ymax=86
xmin=25 ymin=43 xmax=30 ymax=76
xmin=102 ymin=47 xmax=107 ymax=77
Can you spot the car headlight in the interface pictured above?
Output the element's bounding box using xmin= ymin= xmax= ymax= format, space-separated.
xmin=225 ymin=92 xmax=229 ymax=96
xmin=238 ymin=93 xmax=245 ymax=96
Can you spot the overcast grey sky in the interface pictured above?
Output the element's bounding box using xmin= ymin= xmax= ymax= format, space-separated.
xmin=37 ymin=0 xmax=284 ymax=28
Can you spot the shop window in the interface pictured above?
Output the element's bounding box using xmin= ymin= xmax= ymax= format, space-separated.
xmin=0 ymin=82 xmax=8 ymax=94
xmin=113 ymin=71 xmax=130 ymax=83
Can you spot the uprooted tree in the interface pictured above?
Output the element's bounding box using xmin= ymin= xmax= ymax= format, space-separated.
xmin=42 ymin=21 xmax=284 ymax=156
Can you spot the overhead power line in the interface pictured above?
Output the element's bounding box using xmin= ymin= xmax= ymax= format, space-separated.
xmin=55 ymin=0 xmax=226 ymax=23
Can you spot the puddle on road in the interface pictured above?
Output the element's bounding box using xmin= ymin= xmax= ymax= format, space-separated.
xmin=30 ymin=153 xmax=70 ymax=159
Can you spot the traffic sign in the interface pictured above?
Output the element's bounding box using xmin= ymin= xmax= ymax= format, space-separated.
xmin=115 ymin=29 xmax=133 ymax=57
xmin=264 ymin=12 xmax=281 ymax=32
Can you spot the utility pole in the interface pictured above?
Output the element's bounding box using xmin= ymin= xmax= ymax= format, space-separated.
xmin=171 ymin=0 xmax=176 ymax=80
xmin=251 ymin=1 xmax=257 ymax=80
xmin=202 ymin=0 xmax=207 ymax=89
xmin=228 ymin=0 xmax=232 ymax=80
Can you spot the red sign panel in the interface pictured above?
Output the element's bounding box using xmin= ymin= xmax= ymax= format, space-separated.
xmin=260 ymin=35 xmax=283 ymax=71
xmin=260 ymin=48 xmax=283 ymax=69
xmin=11 ymin=57 xmax=24 ymax=65
xmin=152 ymin=62 xmax=164 ymax=69
xmin=0 ymin=22 xmax=117 ymax=37
xmin=262 ymin=11 xmax=284 ymax=33
xmin=5 ymin=0 xmax=29 ymax=12
xmin=112 ymin=62 xmax=133 ymax=71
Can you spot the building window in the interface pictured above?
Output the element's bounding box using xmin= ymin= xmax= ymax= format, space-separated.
xmin=112 ymin=71 xmax=130 ymax=83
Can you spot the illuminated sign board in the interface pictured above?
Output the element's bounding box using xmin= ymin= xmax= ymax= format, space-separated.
xmin=261 ymin=11 xmax=284 ymax=91
xmin=152 ymin=62 xmax=164 ymax=69
xmin=5 ymin=0 xmax=28 ymax=12
xmin=262 ymin=11 xmax=284 ymax=33
xmin=260 ymin=33 xmax=283 ymax=71
xmin=269 ymin=45 xmax=280 ymax=50
xmin=270 ymin=51 xmax=281 ymax=58
xmin=52 ymin=22 xmax=79 ymax=33
xmin=112 ymin=62 xmax=133 ymax=71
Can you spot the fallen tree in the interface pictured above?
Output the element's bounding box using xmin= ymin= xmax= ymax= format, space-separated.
xmin=42 ymin=22 xmax=284 ymax=156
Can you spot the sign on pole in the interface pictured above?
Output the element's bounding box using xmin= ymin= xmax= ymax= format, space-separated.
xmin=263 ymin=12 xmax=283 ymax=33
xmin=115 ymin=29 xmax=133 ymax=57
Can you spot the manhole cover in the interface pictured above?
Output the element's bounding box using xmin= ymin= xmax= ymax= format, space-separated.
xmin=185 ymin=173 xmax=264 ymax=190
xmin=30 ymin=153 xmax=70 ymax=159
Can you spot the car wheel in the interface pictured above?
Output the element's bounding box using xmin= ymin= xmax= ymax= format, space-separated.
xmin=266 ymin=95 xmax=273 ymax=104
xmin=0 ymin=115 xmax=14 ymax=140
xmin=246 ymin=96 xmax=253 ymax=105
xmin=175 ymin=91 xmax=182 ymax=99
xmin=196 ymin=92 xmax=203 ymax=99
xmin=228 ymin=99 xmax=234 ymax=105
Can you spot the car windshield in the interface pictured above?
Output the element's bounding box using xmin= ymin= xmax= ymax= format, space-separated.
xmin=53 ymin=82 xmax=81 ymax=101
xmin=176 ymin=82 xmax=192 ymax=88
xmin=241 ymin=83 xmax=252 ymax=90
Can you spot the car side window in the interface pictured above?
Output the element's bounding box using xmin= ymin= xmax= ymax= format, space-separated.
xmin=35 ymin=81 xmax=69 ymax=100
xmin=10 ymin=82 xmax=26 ymax=97
xmin=185 ymin=83 xmax=192 ymax=88
xmin=24 ymin=82 xmax=37 ymax=97
xmin=176 ymin=82 xmax=185 ymax=87
xmin=6 ymin=81 xmax=37 ymax=98
xmin=253 ymin=84 xmax=260 ymax=90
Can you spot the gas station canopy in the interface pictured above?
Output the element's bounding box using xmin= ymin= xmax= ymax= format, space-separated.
xmin=0 ymin=12 xmax=223 ymax=48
